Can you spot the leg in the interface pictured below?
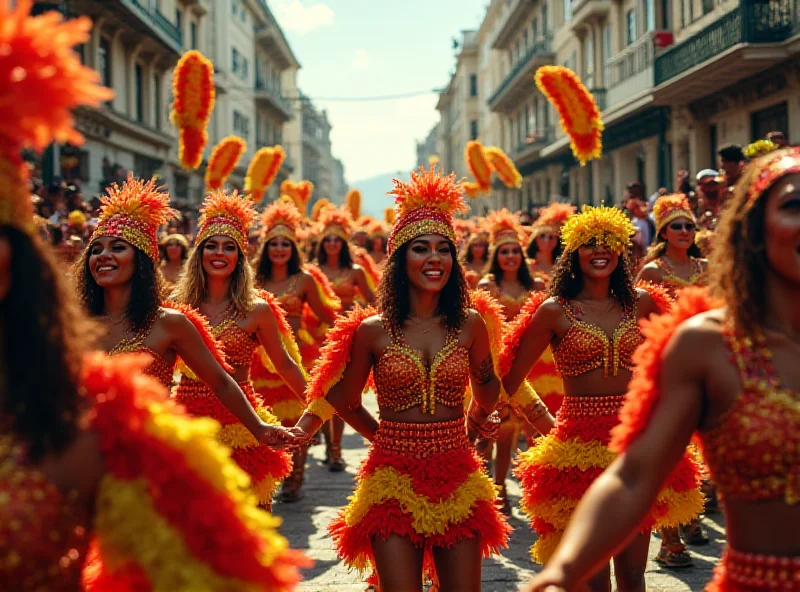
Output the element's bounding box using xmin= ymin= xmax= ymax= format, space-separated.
xmin=586 ymin=562 xmax=612 ymax=592
xmin=321 ymin=419 xmax=331 ymax=464
xmin=329 ymin=415 xmax=346 ymax=472
xmin=279 ymin=444 xmax=307 ymax=502
xmin=493 ymin=418 xmax=519 ymax=515
xmin=431 ymin=537 xmax=482 ymax=592
xmin=371 ymin=534 xmax=424 ymax=592
xmin=656 ymin=526 xmax=693 ymax=568
xmin=612 ymin=531 xmax=651 ymax=592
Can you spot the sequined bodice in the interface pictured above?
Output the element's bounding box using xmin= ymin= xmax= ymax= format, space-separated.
xmin=107 ymin=313 xmax=174 ymax=387
xmin=655 ymin=258 xmax=706 ymax=296
xmin=332 ymin=271 xmax=357 ymax=302
xmin=0 ymin=436 xmax=90 ymax=590
xmin=552 ymin=297 xmax=643 ymax=377
xmin=373 ymin=325 xmax=470 ymax=414
xmin=213 ymin=317 xmax=258 ymax=370
xmin=277 ymin=276 xmax=304 ymax=318
xmin=698 ymin=327 xmax=800 ymax=504
xmin=498 ymin=290 xmax=531 ymax=321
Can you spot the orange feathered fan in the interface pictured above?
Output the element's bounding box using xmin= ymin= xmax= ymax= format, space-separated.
xmin=484 ymin=146 xmax=522 ymax=189
xmin=245 ymin=146 xmax=285 ymax=204
xmin=171 ymin=50 xmax=216 ymax=170
xmin=346 ymin=189 xmax=361 ymax=220
xmin=465 ymin=140 xmax=492 ymax=190
xmin=205 ymin=136 xmax=247 ymax=191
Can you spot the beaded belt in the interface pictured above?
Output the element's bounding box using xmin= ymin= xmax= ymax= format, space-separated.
xmin=373 ymin=418 xmax=468 ymax=458
xmin=176 ymin=378 xmax=253 ymax=398
xmin=558 ymin=395 xmax=626 ymax=419
xmin=721 ymin=547 xmax=800 ymax=589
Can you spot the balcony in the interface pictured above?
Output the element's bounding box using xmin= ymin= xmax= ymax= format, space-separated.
xmin=570 ymin=0 xmax=612 ymax=32
xmin=605 ymin=31 xmax=673 ymax=113
xmin=489 ymin=37 xmax=555 ymax=113
xmin=514 ymin=126 xmax=554 ymax=164
xmin=118 ymin=0 xmax=182 ymax=54
xmin=254 ymin=80 xmax=293 ymax=121
xmin=493 ymin=0 xmax=537 ymax=49
xmin=654 ymin=0 xmax=800 ymax=101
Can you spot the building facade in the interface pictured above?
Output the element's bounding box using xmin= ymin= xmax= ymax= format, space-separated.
xmin=416 ymin=123 xmax=439 ymax=168
xmin=332 ymin=157 xmax=349 ymax=203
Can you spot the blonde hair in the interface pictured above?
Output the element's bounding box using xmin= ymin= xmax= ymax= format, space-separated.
xmin=170 ymin=237 xmax=256 ymax=312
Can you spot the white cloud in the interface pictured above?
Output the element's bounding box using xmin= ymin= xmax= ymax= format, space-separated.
xmin=352 ymin=49 xmax=370 ymax=70
xmin=272 ymin=0 xmax=334 ymax=35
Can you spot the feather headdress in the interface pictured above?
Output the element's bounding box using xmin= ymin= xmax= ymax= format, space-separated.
xmin=484 ymin=147 xmax=522 ymax=189
xmin=90 ymin=175 xmax=176 ymax=261
xmin=745 ymin=146 xmax=800 ymax=211
xmin=317 ymin=205 xmax=353 ymax=242
xmin=260 ymin=199 xmax=303 ymax=244
xmin=206 ymin=136 xmax=247 ymax=191
xmin=560 ymin=205 xmax=636 ymax=254
xmin=487 ymin=208 xmax=524 ymax=248
xmin=533 ymin=202 xmax=575 ymax=236
xmin=465 ymin=140 xmax=492 ymax=190
xmin=311 ymin=198 xmax=334 ymax=222
xmin=346 ymin=189 xmax=361 ymax=220
xmin=245 ymin=146 xmax=285 ymax=204
xmin=653 ymin=194 xmax=695 ymax=233
xmin=280 ymin=180 xmax=314 ymax=214
xmin=170 ymin=50 xmax=215 ymax=170
xmin=195 ymin=189 xmax=256 ymax=252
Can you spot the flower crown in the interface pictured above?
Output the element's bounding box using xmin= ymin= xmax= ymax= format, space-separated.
xmin=560 ymin=205 xmax=636 ymax=254
xmin=317 ymin=205 xmax=353 ymax=242
xmin=487 ymin=209 xmax=523 ymax=248
xmin=387 ymin=166 xmax=468 ymax=255
xmin=260 ymin=199 xmax=303 ymax=244
xmin=744 ymin=139 xmax=778 ymax=160
xmin=195 ymin=189 xmax=256 ymax=252
xmin=91 ymin=175 xmax=176 ymax=261
xmin=746 ymin=147 xmax=800 ymax=211
xmin=653 ymin=194 xmax=695 ymax=233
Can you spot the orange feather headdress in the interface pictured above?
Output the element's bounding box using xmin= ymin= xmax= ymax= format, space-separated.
xmin=387 ymin=166 xmax=468 ymax=256
xmin=245 ymin=146 xmax=285 ymax=204
xmin=205 ymin=136 xmax=246 ymax=191
xmin=465 ymin=140 xmax=492 ymax=190
xmin=280 ymin=180 xmax=314 ymax=214
xmin=532 ymin=202 xmax=576 ymax=237
xmin=652 ymin=194 xmax=696 ymax=233
xmin=346 ymin=189 xmax=361 ymax=220
xmin=170 ymin=50 xmax=215 ymax=170
xmin=195 ymin=189 xmax=256 ymax=253
xmin=90 ymin=175 xmax=176 ymax=261
xmin=260 ymin=198 xmax=303 ymax=245
xmin=0 ymin=0 xmax=113 ymax=234
xmin=311 ymin=198 xmax=334 ymax=222
xmin=487 ymin=209 xmax=524 ymax=248
xmin=317 ymin=205 xmax=353 ymax=242
xmin=484 ymin=146 xmax=522 ymax=189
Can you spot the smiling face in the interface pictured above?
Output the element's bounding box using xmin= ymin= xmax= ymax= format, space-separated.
xmin=165 ymin=242 xmax=184 ymax=263
xmin=535 ymin=231 xmax=558 ymax=255
xmin=406 ymin=234 xmax=453 ymax=294
xmin=267 ymin=236 xmax=293 ymax=267
xmin=88 ymin=236 xmax=137 ymax=288
xmin=763 ymin=173 xmax=800 ymax=285
xmin=322 ymin=235 xmax=343 ymax=259
xmin=470 ymin=240 xmax=487 ymax=261
xmin=202 ymin=235 xmax=239 ymax=279
xmin=577 ymin=242 xmax=619 ymax=279
xmin=661 ymin=216 xmax=696 ymax=251
xmin=496 ymin=242 xmax=523 ymax=274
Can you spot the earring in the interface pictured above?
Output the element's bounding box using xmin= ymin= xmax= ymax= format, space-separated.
xmin=570 ymin=272 xmax=576 ymax=279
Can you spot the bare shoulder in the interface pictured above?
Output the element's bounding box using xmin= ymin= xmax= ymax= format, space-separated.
xmin=156 ymin=306 xmax=193 ymax=333
xmin=664 ymin=309 xmax=726 ymax=373
xmin=536 ymin=296 xmax=564 ymax=320
xmin=638 ymin=262 xmax=664 ymax=283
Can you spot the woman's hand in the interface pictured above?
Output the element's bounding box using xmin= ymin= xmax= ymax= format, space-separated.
xmin=522 ymin=565 xmax=575 ymax=592
xmin=467 ymin=408 xmax=501 ymax=443
xmin=256 ymin=424 xmax=303 ymax=449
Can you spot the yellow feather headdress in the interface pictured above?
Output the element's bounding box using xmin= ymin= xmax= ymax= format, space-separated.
xmin=346 ymin=189 xmax=361 ymax=220
xmin=317 ymin=205 xmax=353 ymax=243
xmin=260 ymin=198 xmax=303 ymax=244
xmin=206 ymin=136 xmax=247 ymax=191
xmin=560 ymin=205 xmax=635 ymax=254
xmin=171 ymin=50 xmax=215 ymax=170
xmin=245 ymin=146 xmax=285 ymax=204
xmin=652 ymin=194 xmax=695 ymax=233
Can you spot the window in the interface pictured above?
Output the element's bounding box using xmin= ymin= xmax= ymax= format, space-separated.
xmin=602 ymin=24 xmax=611 ymax=85
xmin=470 ymin=120 xmax=478 ymax=141
xmin=702 ymin=0 xmax=714 ymax=15
xmin=175 ymin=8 xmax=182 ymax=38
xmin=153 ymin=73 xmax=161 ymax=128
xmin=643 ymin=0 xmax=655 ymax=32
xmin=134 ymin=63 xmax=144 ymax=123
xmin=523 ymin=29 xmax=529 ymax=52
xmin=233 ymin=110 xmax=250 ymax=139
xmin=98 ymin=37 xmax=111 ymax=90
xmin=232 ymin=48 xmax=249 ymax=80
xmin=232 ymin=0 xmax=239 ymax=17
xmin=518 ymin=111 xmax=524 ymax=144
xmin=626 ymin=9 xmax=636 ymax=45
xmin=469 ymin=74 xmax=478 ymax=97
xmin=542 ymin=2 xmax=549 ymax=33
xmin=524 ymin=105 xmax=531 ymax=136
xmin=532 ymin=17 xmax=538 ymax=41
xmin=583 ymin=30 xmax=594 ymax=87
xmin=564 ymin=0 xmax=571 ymax=21
xmin=190 ymin=22 xmax=197 ymax=50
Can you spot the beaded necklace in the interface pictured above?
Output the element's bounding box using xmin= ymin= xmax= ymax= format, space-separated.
xmin=655 ymin=256 xmax=704 ymax=288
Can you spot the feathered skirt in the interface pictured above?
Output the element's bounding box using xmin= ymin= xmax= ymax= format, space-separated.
xmin=515 ymin=394 xmax=704 ymax=564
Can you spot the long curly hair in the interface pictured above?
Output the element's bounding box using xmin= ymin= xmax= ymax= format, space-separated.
xmin=709 ymin=150 xmax=789 ymax=335
xmin=2 ymin=227 xmax=98 ymax=462
xmin=171 ymin=237 xmax=256 ymax=312
xmin=76 ymin=241 xmax=163 ymax=332
xmin=486 ymin=243 xmax=536 ymax=290
xmin=254 ymin=237 xmax=303 ymax=284
xmin=378 ymin=240 xmax=470 ymax=333
xmin=549 ymin=248 xmax=637 ymax=308
xmin=317 ymin=237 xmax=354 ymax=268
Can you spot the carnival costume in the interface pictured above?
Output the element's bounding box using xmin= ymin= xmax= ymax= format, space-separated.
xmin=651 ymin=194 xmax=707 ymax=295
xmin=173 ymin=189 xmax=295 ymax=504
xmin=302 ymin=167 xmax=510 ymax=583
xmin=502 ymin=206 xmax=704 ymax=564
xmin=0 ymin=4 xmax=306 ymax=588
xmin=90 ymin=176 xmax=229 ymax=388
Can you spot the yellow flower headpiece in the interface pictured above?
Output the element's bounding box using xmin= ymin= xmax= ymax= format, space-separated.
xmin=653 ymin=194 xmax=696 ymax=233
xmin=317 ymin=205 xmax=353 ymax=243
xmin=744 ymin=139 xmax=778 ymax=160
xmin=195 ymin=189 xmax=256 ymax=253
xmin=90 ymin=175 xmax=176 ymax=261
xmin=68 ymin=209 xmax=87 ymax=227
xmin=487 ymin=208 xmax=523 ymax=248
xmin=560 ymin=205 xmax=635 ymax=254
xmin=387 ymin=166 xmax=469 ymax=255
xmin=260 ymin=198 xmax=303 ymax=245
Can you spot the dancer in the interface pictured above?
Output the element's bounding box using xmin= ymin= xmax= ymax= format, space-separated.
xmin=253 ymin=198 xmax=341 ymax=501
xmin=367 ymin=219 xmax=388 ymax=268
xmin=527 ymin=203 xmax=573 ymax=283
xmin=171 ymin=188 xmax=308 ymax=506
xmin=461 ymin=226 xmax=490 ymax=289
xmin=501 ymin=205 xmax=703 ymax=592
xmin=294 ymin=167 xmax=511 ymax=591
xmin=524 ymin=146 xmax=800 ymax=592
xmin=159 ymin=232 xmax=189 ymax=289
xmin=316 ymin=204 xmax=375 ymax=471
xmin=0 ymin=2 xmax=305 ymax=589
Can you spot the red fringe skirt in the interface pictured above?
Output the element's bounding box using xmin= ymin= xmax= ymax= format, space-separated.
xmin=174 ymin=378 xmax=292 ymax=504
xmin=328 ymin=418 xmax=510 ymax=581
xmin=707 ymin=548 xmax=800 ymax=591
xmin=515 ymin=394 xmax=703 ymax=564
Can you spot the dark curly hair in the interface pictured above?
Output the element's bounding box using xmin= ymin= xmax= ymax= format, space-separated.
xmin=378 ymin=240 xmax=469 ymax=333
xmin=709 ymin=148 xmax=795 ymax=335
xmin=255 ymin=237 xmax=303 ymax=284
xmin=526 ymin=232 xmax=564 ymax=263
xmin=549 ymin=248 xmax=637 ymax=309
xmin=76 ymin=241 xmax=163 ymax=332
xmin=1 ymin=227 xmax=98 ymax=462
xmin=317 ymin=236 xmax=353 ymax=268
xmin=486 ymin=243 xmax=536 ymax=291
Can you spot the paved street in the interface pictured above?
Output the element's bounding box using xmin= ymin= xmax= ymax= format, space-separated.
xmin=274 ymin=418 xmax=725 ymax=592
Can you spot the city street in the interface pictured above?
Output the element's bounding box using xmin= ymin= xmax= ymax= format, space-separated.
xmin=274 ymin=408 xmax=726 ymax=591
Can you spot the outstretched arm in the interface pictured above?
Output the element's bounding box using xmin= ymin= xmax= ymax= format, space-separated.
xmin=503 ymin=301 xmax=558 ymax=395
xmin=254 ymin=303 xmax=307 ymax=398
xmin=468 ymin=311 xmax=501 ymax=414
xmin=354 ymin=267 xmax=375 ymax=304
xmin=300 ymin=272 xmax=338 ymax=325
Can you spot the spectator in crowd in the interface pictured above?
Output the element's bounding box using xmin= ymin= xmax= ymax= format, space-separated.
xmin=625 ymin=181 xmax=655 ymax=260
xmin=718 ymin=143 xmax=746 ymax=187
xmin=695 ymin=170 xmax=726 ymax=230
xmin=766 ymin=130 xmax=787 ymax=148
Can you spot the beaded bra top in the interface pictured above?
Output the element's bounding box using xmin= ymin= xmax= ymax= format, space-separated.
xmin=276 ymin=275 xmax=304 ymax=318
xmin=698 ymin=325 xmax=799 ymax=504
xmin=0 ymin=435 xmax=90 ymax=590
xmin=107 ymin=312 xmax=174 ymax=387
xmin=497 ymin=290 xmax=530 ymax=321
xmin=212 ymin=311 xmax=259 ymax=370
xmin=654 ymin=258 xmax=706 ymax=295
xmin=373 ymin=323 xmax=470 ymax=415
xmin=331 ymin=270 xmax=358 ymax=305
xmin=552 ymin=297 xmax=643 ymax=378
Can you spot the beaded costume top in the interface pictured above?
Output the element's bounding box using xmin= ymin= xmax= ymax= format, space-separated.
xmin=276 ymin=275 xmax=304 ymax=318
xmin=698 ymin=325 xmax=800 ymax=504
xmin=107 ymin=313 xmax=174 ymax=388
xmin=653 ymin=258 xmax=706 ymax=296
xmin=212 ymin=312 xmax=259 ymax=370
xmin=553 ymin=297 xmax=643 ymax=377
xmin=373 ymin=324 xmax=470 ymax=415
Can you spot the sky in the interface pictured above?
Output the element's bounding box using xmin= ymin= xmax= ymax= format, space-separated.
xmin=271 ymin=0 xmax=488 ymax=184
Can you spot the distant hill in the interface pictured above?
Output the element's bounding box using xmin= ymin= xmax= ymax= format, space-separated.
xmin=347 ymin=170 xmax=411 ymax=218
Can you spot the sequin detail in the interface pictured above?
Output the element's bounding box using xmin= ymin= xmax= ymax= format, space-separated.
xmin=276 ymin=275 xmax=304 ymax=318
xmin=709 ymin=548 xmax=800 ymax=591
xmin=654 ymin=258 xmax=706 ymax=296
xmin=213 ymin=317 xmax=259 ymax=369
xmin=107 ymin=314 xmax=174 ymax=388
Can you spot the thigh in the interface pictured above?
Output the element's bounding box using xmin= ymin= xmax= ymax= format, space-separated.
xmin=371 ymin=534 xmax=424 ymax=592
xmin=431 ymin=536 xmax=482 ymax=592
xmin=587 ymin=562 xmax=612 ymax=592
xmin=612 ymin=531 xmax=650 ymax=592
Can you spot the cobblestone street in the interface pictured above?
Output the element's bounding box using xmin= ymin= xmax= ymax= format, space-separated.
xmin=273 ymin=417 xmax=725 ymax=592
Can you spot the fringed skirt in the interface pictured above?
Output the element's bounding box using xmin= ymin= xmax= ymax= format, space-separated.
xmin=328 ymin=418 xmax=510 ymax=580
xmin=515 ymin=394 xmax=704 ymax=564
xmin=174 ymin=378 xmax=292 ymax=504
xmin=707 ymin=548 xmax=800 ymax=591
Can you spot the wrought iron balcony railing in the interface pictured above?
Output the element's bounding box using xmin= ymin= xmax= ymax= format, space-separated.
xmin=488 ymin=36 xmax=554 ymax=106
